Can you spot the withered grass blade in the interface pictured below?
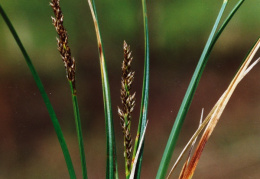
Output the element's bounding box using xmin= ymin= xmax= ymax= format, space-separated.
xmin=181 ymin=38 xmax=260 ymax=179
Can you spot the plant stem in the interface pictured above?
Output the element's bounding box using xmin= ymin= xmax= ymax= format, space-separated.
xmin=69 ymin=82 xmax=88 ymax=179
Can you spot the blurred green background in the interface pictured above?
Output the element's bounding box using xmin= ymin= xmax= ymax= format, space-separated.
xmin=0 ymin=0 xmax=260 ymax=178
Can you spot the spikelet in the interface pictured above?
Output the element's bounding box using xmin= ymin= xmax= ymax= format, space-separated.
xmin=118 ymin=41 xmax=136 ymax=174
xmin=50 ymin=0 xmax=76 ymax=92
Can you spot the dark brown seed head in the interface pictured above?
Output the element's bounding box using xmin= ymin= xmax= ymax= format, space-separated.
xmin=118 ymin=41 xmax=136 ymax=171
xmin=50 ymin=0 xmax=76 ymax=92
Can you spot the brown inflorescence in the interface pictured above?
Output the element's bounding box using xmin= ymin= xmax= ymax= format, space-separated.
xmin=50 ymin=0 xmax=76 ymax=92
xmin=118 ymin=41 xmax=136 ymax=172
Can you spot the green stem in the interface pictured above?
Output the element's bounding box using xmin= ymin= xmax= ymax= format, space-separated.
xmin=124 ymin=115 xmax=130 ymax=179
xmin=131 ymin=0 xmax=150 ymax=178
xmin=69 ymin=82 xmax=88 ymax=179
xmin=0 ymin=4 xmax=76 ymax=179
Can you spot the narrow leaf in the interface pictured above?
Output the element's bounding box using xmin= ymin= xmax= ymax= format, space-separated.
xmin=131 ymin=0 xmax=150 ymax=178
xmin=0 ymin=4 xmax=76 ymax=178
xmin=87 ymin=0 xmax=118 ymax=178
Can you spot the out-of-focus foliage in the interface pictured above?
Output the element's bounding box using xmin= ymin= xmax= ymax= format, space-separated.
xmin=1 ymin=1 xmax=260 ymax=68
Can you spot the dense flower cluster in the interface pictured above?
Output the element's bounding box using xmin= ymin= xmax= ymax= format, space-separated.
xmin=118 ymin=41 xmax=136 ymax=171
xmin=50 ymin=0 xmax=76 ymax=91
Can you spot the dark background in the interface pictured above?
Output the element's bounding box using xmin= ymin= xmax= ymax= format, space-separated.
xmin=0 ymin=0 xmax=260 ymax=178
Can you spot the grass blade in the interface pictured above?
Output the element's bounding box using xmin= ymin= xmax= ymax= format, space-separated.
xmin=211 ymin=0 xmax=245 ymax=50
xmin=156 ymin=1 xmax=237 ymax=178
xmin=129 ymin=121 xmax=148 ymax=179
xmin=131 ymin=0 xmax=150 ymax=178
xmin=87 ymin=0 xmax=118 ymax=178
xmin=0 ymin=4 xmax=76 ymax=178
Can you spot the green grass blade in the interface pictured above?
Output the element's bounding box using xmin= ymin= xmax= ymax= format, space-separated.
xmin=87 ymin=0 xmax=118 ymax=178
xmin=131 ymin=0 xmax=150 ymax=178
xmin=213 ymin=0 xmax=245 ymax=49
xmin=156 ymin=1 xmax=231 ymax=178
xmin=69 ymin=82 xmax=88 ymax=179
xmin=0 ymin=5 xmax=76 ymax=179
xmin=129 ymin=121 xmax=148 ymax=179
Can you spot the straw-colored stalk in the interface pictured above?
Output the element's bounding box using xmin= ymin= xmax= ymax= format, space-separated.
xmin=177 ymin=109 xmax=204 ymax=179
xmin=167 ymin=38 xmax=260 ymax=179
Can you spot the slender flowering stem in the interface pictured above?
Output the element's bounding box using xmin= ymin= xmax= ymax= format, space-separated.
xmin=50 ymin=1 xmax=87 ymax=178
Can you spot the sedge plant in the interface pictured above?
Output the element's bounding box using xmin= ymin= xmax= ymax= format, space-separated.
xmin=0 ymin=0 xmax=259 ymax=178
